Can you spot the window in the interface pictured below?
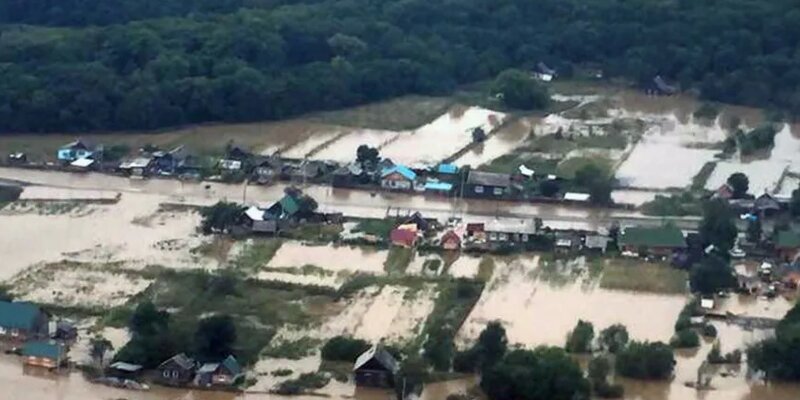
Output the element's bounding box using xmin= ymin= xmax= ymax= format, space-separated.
xmin=475 ymin=185 xmax=484 ymax=194
xmin=172 ymin=370 xmax=179 ymax=379
xmin=163 ymin=370 xmax=170 ymax=378
xmin=493 ymin=187 xmax=503 ymax=196
xmin=499 ymin=233 xmax=508 ymax=241
xmin=489 ymin=233 xmax=497 ymax=241
xmin=522 ymin=234 xmax=529 ymax=242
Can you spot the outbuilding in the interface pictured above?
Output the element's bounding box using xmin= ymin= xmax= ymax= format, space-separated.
xmin=353 ymin=345 xmax=399 ymax=388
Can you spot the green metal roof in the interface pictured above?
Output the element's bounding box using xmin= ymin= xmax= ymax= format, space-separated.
xmin=0 ymin=301 xmax=42 ymax=330
xmin=222 ymin=355 xmax=242 ymax=376
xmin=279 ymin=195 xmax=300 ymax=216
xmin=619 ymin=226 xmax=686 ymax=248
xmin=22 ymin=341 xmax=63 ymax=360
xmin=776 ymin=230 xmax=800 ymax=248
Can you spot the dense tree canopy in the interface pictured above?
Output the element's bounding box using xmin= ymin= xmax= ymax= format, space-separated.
xmin=699 ymin=199 xmax=738 ymax=252
xmin=493 ymin=69 xmax=550 ymax=110
xmin=726 ymin=173 xmax=749 ymax=199
xmin=3 ymin=0 xmax=800 ymax=132
xmin=748 ymin=303 xmax=800 ymax=381
xmin=615 ymin=341 xmax=675 ymax=380
xmin=481 ymin=347 xmax=590 ymax=400
xmin=690 ymin=255 xmax=736 ymax=295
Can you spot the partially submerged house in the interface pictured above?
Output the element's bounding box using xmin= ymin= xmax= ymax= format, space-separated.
xmin=440 ymin=231 xmax=462 ymax=250
xmin=619 ymin=225 xmax=686 ymax=256
xmin=353 ymin=345 xmax=399 ymax=388
xmin=533 ymin=62 xmax=557 ymax=82
xmin=21 ymin=341 xmax=65 ymax=369
xmin=58 ymin=139 xmax=98 ymax=163
xmin=108 ymin=361 xmax=144 ymax=379
xmin=253 ymin=156 xmax=283 ymax=184
xmin=775 ymin=230 xmax=800 ymax=262
xmin=465 ymin=171 xmax=511 ymax=198
xmin=381 ymin=165 xmax=417 ymax=191
xmin=0 ymin=301 xmax=49 ymax=346
xmin=390 ymin=225 xmax=418 ymax=247
xmin=243 ymin=193 xmax=305 ymax=234
xmin=753 ymin=192 xmax=781 ymax=217
xmin=423 ymin=179 xmax=453 ymax=195
xmin=156 ymin=353 xmax=196 ymax=386
xmin=194 ymin=355 xmax=243 ymax=387
xmin=219 ymin=146 xmax=252 ymax=172
xmin=485 ymin=219 xmax=538 ymax=243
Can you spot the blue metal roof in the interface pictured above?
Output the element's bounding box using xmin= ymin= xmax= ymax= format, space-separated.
xmin=424 ymin=180 xmax=453 ymax=192
xmin=381 ymin=165 xmax=416 ymax=180
xmin=22 ymin=341 xmax=63 ymax=360
xmin=436 ymin=163 xmax=458 ymax=174
xmin=0 ymin=301 xmax=42 ymax=330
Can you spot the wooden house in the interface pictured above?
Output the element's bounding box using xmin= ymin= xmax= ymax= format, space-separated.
xmin=22 ymin=341 xmax=65 ymax=369
xmin=0 ymin=301 xmax=49 ymax=346
xmin=619 ymin=225 xmax=686 ymax=257
xmin=194 ymin=355 xmax=243 ymax=387
xmin=465 ymin=171 xmax=510 ymax=199
xmin=353 ymin=345 xmax=399 ymax=388
xmin=156 ymin=353 xmax=196 ymax=386
xmin=485 ymin=219 xmax=538 ymax=243
xmin=381 ymin=165 xmax=417 ymax=191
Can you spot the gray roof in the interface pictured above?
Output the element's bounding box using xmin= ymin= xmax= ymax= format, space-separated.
xmin=0 ymin=301 xmax=43 ymax=330
xmin=353 ymin=345 xmax=399 ymax=373
xmin=484 ymin=219 xmax=538 ymax=235
xmin=197 ymin=363 xmax=220 ymax=374
xmin=110 ymin=362 xmax=143 ymax=372
xmin=585 ymin=235 xmax=610 ymax=250
xmin=160 ymin=353 xmax=195 ymax=370
xmin=467 ymin=171 xmax=511 ymax=188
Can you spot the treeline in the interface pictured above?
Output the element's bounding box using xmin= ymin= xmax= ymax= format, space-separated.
xmin=3 ymin=0 xmax=800 ymax=132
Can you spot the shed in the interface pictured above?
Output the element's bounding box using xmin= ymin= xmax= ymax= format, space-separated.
xmin=563 ymin=192 xmax=590 ymax=202
xmin=22 ymin=341 xmax=64 ymax=369
xmin=424 ymin=179 xmax=453 ymax=194
xmin=156 ymin=353 xmax=196 ymax=386
xmin=109 ymin=361 xmax=143 ymax=379
xmin=70 ymin=158 xmax=95 ymax=170
xmin=194 ymin=355 xmax=243 ymax=387
xmin=584 ymin=235 xmax=610 ymax=253
xmin=754 ymin=193 xmax=781 ymax=215
xmin=440 ymin=231 xmax=462 ymax=250
xmin=354 ymin=345 xmax=399 ymax=388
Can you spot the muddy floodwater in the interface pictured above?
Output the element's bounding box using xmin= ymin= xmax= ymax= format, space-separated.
xmin=267 ymin=242 xmax=388 ymax=274
xmin=453 ymin=117 xmax=534 ymax=167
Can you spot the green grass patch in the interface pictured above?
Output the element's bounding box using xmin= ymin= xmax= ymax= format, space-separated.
xmin=231 ymin=239 xmax=283 ymax=272
xmin=423 ymin=259 xmax=442 ymax=273
xmin=480 ymin=153 xmax=559 ymax=175
xmin=310 ymin=95 xmax=452 ymax=131
xmin=556 ymin=156 xmax=612 ymax=180
xmin=284 ymin=223 xmax=343 ymax=242
xmin=274 ymin=372 xmax=330 ymax=395
xmin=523 ymin=134 xmax=578 ymax=155
xmin=641 ymin=192 xmax=704 ymax=216
xmin=600 ymin=260 xmax=688 ymax=294
xmin=420 ymin=279 xmax=484 ymax=369
xmin=384 ymin=246 xmax=413 ymax=274
xmin=351 ymin=218 xmax=395 ymax=239
xmin=262 ymin=336 xmax=321 ymax=360
xmin=477 ymin=257 xmax=495 ymax=283
xmin=573 ymin=131 xmax=628 ymax=149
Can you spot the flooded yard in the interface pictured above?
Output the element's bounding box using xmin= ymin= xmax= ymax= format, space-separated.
xmin=453 ymin=117 xmax=534 ymax=168
xmin=381 ymin=106 xmax=506 ymax=166
xmin=311 ymin=129 xmax=401 ymax=163
xmin=267 ymin=242 xmax=387 ymax=275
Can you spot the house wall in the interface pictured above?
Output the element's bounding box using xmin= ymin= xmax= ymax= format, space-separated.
xmin=157 ymin=367 xmax=194 ymax=385
xmin=465 ymin=184 xmax=506 ymax=198
xmin=381 ymin=173 xmax=412 ymax=190
xmin=355 ymin=370 xmax=393 ymax=388
xmin=486 ymin=231 xmax=530 ymax=243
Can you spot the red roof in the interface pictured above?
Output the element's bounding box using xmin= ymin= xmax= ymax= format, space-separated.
xmin=441 ymin=231 xmax=461 ymax=246
xmin=466 ymin=223 xmax=484 ymax=232
xmin=390 ymin=228 xmax=417 ymax=247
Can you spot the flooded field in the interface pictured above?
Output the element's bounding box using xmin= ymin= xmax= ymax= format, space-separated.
xmin=458 ymin=256 xmax=689 ymax=348
xmin=381 ymin=106 xmax=506 ymax=166
xmin=267 ymin=242 xmax=387 ymax=275
xmin=279 ymin=129 xmax=344 ymax=159
xmin=453 ymin=117 xmax=534 ymax=167
xmin=311 ymin=129 xmax=401 ymax=163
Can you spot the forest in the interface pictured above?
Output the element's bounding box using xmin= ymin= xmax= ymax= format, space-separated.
xmin=2 ymin=0 xmax=800 ymax=132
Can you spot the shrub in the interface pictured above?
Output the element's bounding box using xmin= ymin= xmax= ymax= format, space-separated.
xmin=321 ymin=336 xmax=370 ymax=362
xmin=565 ymin=320 xmax=594 ymax=353
xmin=599 ymin=324 xmax=629 ymax=353
xmin=616 ymin=341 xmax=675 ymax=380
xmin=670 ymin=329 xmax=700 ymax=348
xmin=701 ymin=323 xmax=718 ymax=338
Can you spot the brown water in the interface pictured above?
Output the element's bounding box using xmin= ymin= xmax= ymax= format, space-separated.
xmin=267 ymin=242 xmax=388 ymax=274
xmin=311 ymin=129 xmax=402 ymax=163
xmin=453 ymin=117 xmax=535 ymax=168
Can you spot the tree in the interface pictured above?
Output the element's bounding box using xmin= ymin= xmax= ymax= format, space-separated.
xmin=394 ymin=355 xmax=429 ymax=399
xmin=574 ymin=164 xmax=613 ymax=205
xmin=321 ymin=336 xmax=370 ymax=362
xmin=356 ymin=145 xmax=380 ymax=167
xmin=748 ymin=303 xmax=800 ymax=381
xmin=726 ymin=172 xmax=749 ymax=199
xmin=475 ymin=321 xmax=508 ymax=371
xmin=129 ymin=301 xmax=169 ymax=337
xmin=690 ymin=255 xmax=736 ymax=295
xmin=588 ymin=355 xmax=624 ymax=398
xmin=746 ymin=217 xmax=762 ymax=243
xmin=481 ymin=347 xmax=590 ymax=400
xmin=90 ymin=335 xmax=114 ymax=366
xmin=670 ymin=329 xmax=700 ymax=348
xmin=194 ymin=315 xmax=237 ymax=362
xmin=200 ymin=201 xmax=245 ymax=234
xmin=114 ymin=301 xmax=177 ymax=368
xmin=599 ymin=324 xmax=629 ymax=354
xmin=472 ymin=127 xmax=487 ymax=143
xmin=791 ymin=184 xmax=800 ymax=218
xmin=423 ymin=324 xmax=455 ymax=371
xmin=699 ymin=199 xmax=738 ymax=252
xmin=566 ymin=320 xmax=594 ymax=353
xmin=539 ymin=179 xmax=560 ymax=197
xmin=616 ymin=341 xmax=675 ymax=380
xmin=493 ymin=69 xmax=550 ymax=110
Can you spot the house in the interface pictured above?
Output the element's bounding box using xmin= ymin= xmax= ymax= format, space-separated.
xmin=0 ymin=301 xmax=49 ymax=345
xmin=775 ymin=230 xmax=800 ymax=262
xmin=219 ymin=146 xmax=252 ymax=171
xmin=57 ymin=139 xmax=96 ymax=163
xmin=194 ymin=355 xmax=243 ymax=387
xmin=108 ymin=362 xmax=144 ymax=379
xmin=390 ymin=226 xmax=418 ymax=247
xmin=156 ymin=353 xmax=196 ymax=386
xmin=381 ymin=165 xmax=417 ymax=191
xmin=584 ymin=235 xmax=610 ymax=254
xmin=754 ymin=193 xmax=781 ymax=217
xmin=645 ymin=75 xmax=677 ymax=95
xmin=119 ymin=157 xmax=155 ymax=177
xmin=253 ymin=156 xmax=282 ymax=184
xmin=69 ymin=157 xmax=96 ymax=171
xmin=243 ymin=206 xmax=276 ymax=234
xmin=555 ymin=235 xmax=576 ymax=254
xmin=618 ymin=225 xmax=686 ymax=256
xmin=353 ymin=345 xmax=399 ymax=388
xmin=403 ymin=212 xmax=431 ymax=232
xmin=533 ymin=62 xmax=557 ymax=82
xmin=21 ymin=341 xmax=65 ymax=369
xmin=150 ymin=145 xmax=187 ymax=175
xmin=440 ymin=231 xmax=461 ymax=250
xmin=465 ymin=171 xmax=511 ymax=198
xmin=485 ymin=219 xmax=538 ymax=243
xmin=267 ymin=194 xmax=302 ymax=220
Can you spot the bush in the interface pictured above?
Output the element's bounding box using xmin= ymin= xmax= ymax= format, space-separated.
xmin=707 ymin=342 xmax=741 ymax=364
xmin=616 ymin=341 xmax=675 ymax=380
xmin=493 ymin=69 xmax=550 ymax=110
xmin=670 ymin=329 xmax=700 ymax=348
xmin=599 ymin=324 xmax=629 ymax=354
xmin=273 ymin=372 xmax=330 ymax=395
xmin=321 ymin=336 xmax=370 ymax=362
xmin=453 ymin=349 xmax=479 ymax=373
xmin=701 ymin=323 xmax=718 ymax=338
xmin=565 ymin=320 xmax=594 ymax=353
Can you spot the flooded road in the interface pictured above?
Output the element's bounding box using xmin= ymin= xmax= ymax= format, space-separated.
xmin=0 ymin=167 xmax=701 ymax=231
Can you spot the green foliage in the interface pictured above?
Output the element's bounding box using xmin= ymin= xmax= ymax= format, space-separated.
xmin=690 ymin=255 xmax=736 ymax=295
xmin=641 ymin=192 xmax=703 ymax=217
xmin=693 ymin=103 xmax=720 ymax=120
xmin=394 ymin=355 xmax=430 ymax=398
xmin=616 ymin=341 xmax=675 ymax=380
xmin=351 ymin=218 xmax=395 ymax=239
xmin=736 ymin=125 xmax=779 ymax=155
xmin=355 ymin=145 xmax=379 ymax=167
xmin=726 ymin=172 xmax=749 ymax=199
xmin=321 ymin=336 xmax=370 ymax=362
xmin=384 ymin=246 xmax=413 ymax=274
xmin=103 ymin=144 xmax=131 ymax=162
xmin=588 ymin=355 xmax=624 ymax=398
xmin=748 ymin=302 xmax=800 ymax=380
xmin=0 ymin=185 xmax=22 ymax=203
xmin=707 ymin=342 xmax=741 ymax=364
xmin=480 ymin=347 xmax=590 ymax=400
xmin=194 ymin=315 xmax=237 ymax=362
xmin=274 ymin=372 xmax=330 ymax=395
xmin=573 ymin=164 xmax=613 ymax=205
xmin=699 ymin=199 xmax=738 ymax=252
xmin=452 ymin=322 xmax=508 ymax=373
xmin=200 ymin=201 xmax=245 ymax=234
xmin=701 ymin=323 xmax=718 ymax=338
xmin=791 ymin=184 xmax=800 ymax=218
xmin=565 ymin=320 xmax=594 ymax=353
xmin=670 ymin=329 xmax=700 ymax=348
xmin=493 ymin=69 xmax=550 ymax=110
xmin=599 ymin=324 xmax=629 ymax=354
xmin=422 ymin=280 xmax=484 ymax=371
